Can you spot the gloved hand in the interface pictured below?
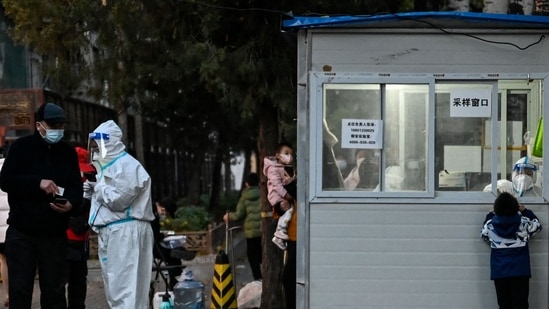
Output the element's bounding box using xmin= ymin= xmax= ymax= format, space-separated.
xmin=83 ymin=180 xmax=96 ymax=199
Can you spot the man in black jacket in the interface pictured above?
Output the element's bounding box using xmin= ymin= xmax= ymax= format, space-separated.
xmin=0 ymin=103 xmax=83 ymax=309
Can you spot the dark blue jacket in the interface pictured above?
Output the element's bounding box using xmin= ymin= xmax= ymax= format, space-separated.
xmin=481 ymin=209 xmax=542 ymax=280
xmin=0 ymin=131 xmax=83 ymax=236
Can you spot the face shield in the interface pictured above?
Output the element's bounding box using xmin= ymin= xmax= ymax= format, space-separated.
xmin=87 ymin=132 xmax=110 ymax=163
xmin=512 ymin=158 xmax=538 ymax=197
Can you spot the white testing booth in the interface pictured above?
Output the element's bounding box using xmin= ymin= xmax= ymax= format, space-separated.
xmin=283 ymin=12 xmax=549 ymax=308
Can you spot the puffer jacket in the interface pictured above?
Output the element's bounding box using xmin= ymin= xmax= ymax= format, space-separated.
xmin=227 ymin=186 xmax=261 ymax=239
xmin=263 ymin=156 xmax=291 ymax=206
xmin=481 ymin=209 xmax=542 ymax=280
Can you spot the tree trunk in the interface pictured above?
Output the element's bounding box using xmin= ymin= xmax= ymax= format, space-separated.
xmin=209 ymin=146 xmax=223 ymax=211
xmin=259 ymin=102 xmax=285 ymax=309
xmin=483 ymin=0 xmax=510 ymax=12
xmin=134 ymin=93 xmax=145 ymax=164
xmin=117 ymin=105 xmax=128 ymax=146
xmin=224 ymin=153 xmax=232 ymax=194
xmin=448 ymin=0 xmax=470 ymax=11
xmin=134 ymin=111 xmax=145 ymax=164
xmin=187 ymin=152 xmax=204 ymax=206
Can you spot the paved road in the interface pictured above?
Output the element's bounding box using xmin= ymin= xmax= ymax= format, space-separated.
xmin=0 ymin=231 xmax=253 ymax=308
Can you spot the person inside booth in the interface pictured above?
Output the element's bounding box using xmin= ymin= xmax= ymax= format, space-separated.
xmin=511 ymin=156 xmax=541 ymax=197
xmin=483 ymin=156 xmax=541 ymax=198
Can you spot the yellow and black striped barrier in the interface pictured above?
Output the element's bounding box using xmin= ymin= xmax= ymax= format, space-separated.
xmin=210 ymin=250 xmax=238 ymax=309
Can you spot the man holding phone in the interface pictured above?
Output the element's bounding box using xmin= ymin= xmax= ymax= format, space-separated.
xmin=0 ymin=103 xmax=83 ymax=308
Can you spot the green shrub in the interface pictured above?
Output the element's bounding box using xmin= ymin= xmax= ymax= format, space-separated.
xmin=170 ymin=206 xmax=211 ymax=232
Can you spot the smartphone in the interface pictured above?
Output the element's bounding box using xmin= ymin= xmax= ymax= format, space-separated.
xmin=284 ymin=165 xmax=295 ymax=177
xmin=54 ymin=197 xmax=68 ymax=204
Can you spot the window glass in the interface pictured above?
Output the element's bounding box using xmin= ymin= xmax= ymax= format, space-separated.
xmin=435 ymin=83 xmax=493 ymax=191
xmin=318 ymin=78 xmax=543 ymax=199
xmin=435 ymin=80 xmax=543 ymax=197
xmin=323 ymin=83 xmax=429 ymax=193
xmin=322 ymin=84 xmax=380 ymax=190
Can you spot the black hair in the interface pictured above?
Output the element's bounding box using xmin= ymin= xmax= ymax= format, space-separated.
xmin=246 ymin=172 xmax=259 ymax=186
xmin=493 ymin=192 xmax=519 ymax=216
xmin=159 ymin=197 xmax=177 ymax=218
xmin=276 ymin=142 xmax=293 ymax=153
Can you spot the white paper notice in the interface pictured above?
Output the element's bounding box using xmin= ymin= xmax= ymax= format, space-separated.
xmin=341 ymin=119 xmax=383 ymax=149
xmin=450 ymin=88 xmax=491 ymax=118
xmin=443 ymin=145 xmax=482 ymax=173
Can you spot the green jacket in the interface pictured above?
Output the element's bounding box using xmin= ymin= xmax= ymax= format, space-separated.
xmin=228 ymin=186 xmax=261 ymax=239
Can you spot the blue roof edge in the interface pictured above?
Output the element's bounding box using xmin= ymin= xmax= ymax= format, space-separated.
xmin=282 ymin=11 xmax=549 ymax=29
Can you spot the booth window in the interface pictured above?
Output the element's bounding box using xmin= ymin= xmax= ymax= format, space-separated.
xmin=318 ymin=76 xmax=543 ymax=199
xmin=322 ymin=83 xmax=430 ymax=193
xmin=436 ymin=80 xmax=542 ymax=195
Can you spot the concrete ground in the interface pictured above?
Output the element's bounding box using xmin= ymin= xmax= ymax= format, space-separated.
xmin=0 ymin=230 xmax=253 ymax=308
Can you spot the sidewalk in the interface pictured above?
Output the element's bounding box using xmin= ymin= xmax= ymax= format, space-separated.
xmin=0 ymin=230 xmax=253 ymax=308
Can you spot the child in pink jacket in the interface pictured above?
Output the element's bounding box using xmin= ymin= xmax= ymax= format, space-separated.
xmin=263 ymin=142 xmax=296 ymax=250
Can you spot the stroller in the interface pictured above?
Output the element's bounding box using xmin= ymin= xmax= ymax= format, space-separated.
xmin=150 ymin=234 xmax=198 ymax=308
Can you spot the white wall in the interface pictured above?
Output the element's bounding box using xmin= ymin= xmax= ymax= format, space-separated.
xmin=309 ymin=31 xmax=549 ymax=74
xmin=308 ymin=203 xmax=547 ymax=308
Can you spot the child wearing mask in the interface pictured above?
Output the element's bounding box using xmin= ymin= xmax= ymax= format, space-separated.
xmin=263 ymin=142 xmax=296 ymax=250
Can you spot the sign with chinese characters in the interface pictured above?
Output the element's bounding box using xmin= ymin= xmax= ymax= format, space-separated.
xmin=450 ymin=88 xmax=491 ymax=117
xmin=0 ymin=90 xmax=40 ymax=127
xmin=341 ymin=119 xmax=383 ymax=149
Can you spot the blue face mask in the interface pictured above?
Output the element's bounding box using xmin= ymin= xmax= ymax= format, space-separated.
xmin=44 ymin=129 xmax=64 ymax=144
xmin=39 ymin=123 xmax=64 ymax=144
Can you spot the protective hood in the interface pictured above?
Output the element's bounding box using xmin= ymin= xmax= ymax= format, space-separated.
xmin=511 ymin=156 xmax=537 ymax=197
xmin=263 ymin=156 xmax=281 ymax=176
xmin=91 ymin=120 xmax=126 ymax=165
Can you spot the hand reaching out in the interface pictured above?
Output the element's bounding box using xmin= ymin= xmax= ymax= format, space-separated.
xmin=280 ymin=199 xmax=291 ymax=212
xmin=83 ymin=180 xmax=96 ymax=199
xmin=283 ymin=170 xmax=296 ymax=184
xmin=40 ymin=179 xmax=59 ymax=196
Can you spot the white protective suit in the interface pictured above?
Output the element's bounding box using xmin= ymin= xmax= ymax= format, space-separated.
xmin=86 ymin=120 xmax=154 ymax=309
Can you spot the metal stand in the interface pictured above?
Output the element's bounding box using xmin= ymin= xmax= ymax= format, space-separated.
xmin=225 ymin=210 xmax=241 ymax=293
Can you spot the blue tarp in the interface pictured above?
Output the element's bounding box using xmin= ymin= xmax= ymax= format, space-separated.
xmin=282 ymin=11 xmax=549 ymax=29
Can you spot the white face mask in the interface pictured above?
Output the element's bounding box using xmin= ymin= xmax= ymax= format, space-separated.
xmin=512 ymin=174 xmax=534 ymax=197
xmin=280 ymin=153 xmax=293 ymax=165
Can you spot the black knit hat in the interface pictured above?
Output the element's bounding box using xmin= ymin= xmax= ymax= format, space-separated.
xmin=493 ymin=192 xmax=519 ymax=216
xmin=35 ymin=103 xmax=67 ymax=125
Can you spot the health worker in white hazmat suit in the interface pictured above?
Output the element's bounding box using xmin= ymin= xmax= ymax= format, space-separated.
xmin=512 ymin=156 xmax=539 ymax=197
xmin=84 ymin=120 xmax=154 ymax=309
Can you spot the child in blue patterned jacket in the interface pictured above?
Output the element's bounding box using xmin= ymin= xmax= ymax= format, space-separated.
xmin=481 ymin=192 xmax=542 ymax=309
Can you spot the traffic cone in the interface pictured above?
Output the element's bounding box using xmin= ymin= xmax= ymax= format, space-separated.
xmin=210 ymin=250 xmax=238 ymax=309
